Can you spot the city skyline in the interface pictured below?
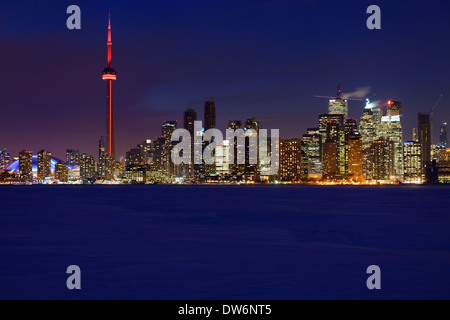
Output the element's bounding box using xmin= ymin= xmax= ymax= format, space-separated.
xmin=1 ymin=1 xmax=450 ymax=161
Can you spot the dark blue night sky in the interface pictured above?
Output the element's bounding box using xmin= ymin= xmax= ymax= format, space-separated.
xmin=1 ymin=0 xmax=450 ymax=160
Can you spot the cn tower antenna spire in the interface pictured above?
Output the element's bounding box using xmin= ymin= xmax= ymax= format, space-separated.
xmin=107 ymin=10 xmax=112 ymax=68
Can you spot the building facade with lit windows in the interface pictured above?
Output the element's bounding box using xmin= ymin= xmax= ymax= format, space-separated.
xmin=322 ymin=140 xmax=337 ymax=178
xmin=301 ymin=128 xmax=322 ymax=179
xmin=403 ymin=141 xmax=424 ymax=184
xmin=347 ymin=133 xmax=364 ymax=182
xmin=37 ymin=150 xmax=52 ymax=180
xmin=55 ymin=162 xmax=69 ymax=182
xmin=377 ymin=113 xmax=403 ymax=180
xmin=438 ymin=148 xmax=450 ymax=183
xmin=367 ymin=137 xmax=395 ymax=181
xmin=80 ymin=154 xmax=96 ymax=180
xmin=19 ymin=150 xmax=33 ymax=180
xmin=279 ymin=138 xmax=302 ymax=181
xmin=0 ymin=150 xmax=10 ymax=171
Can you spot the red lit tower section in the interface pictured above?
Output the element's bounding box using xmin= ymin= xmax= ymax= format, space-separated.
xmin=102 ymin=11 xmax=117 ymax=159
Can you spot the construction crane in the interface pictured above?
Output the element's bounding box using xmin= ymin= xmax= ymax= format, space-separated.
xmin=314 ymin=82 xmax=365 ymax=102
xmin=430 ymin=94 xmax=443 ymax=144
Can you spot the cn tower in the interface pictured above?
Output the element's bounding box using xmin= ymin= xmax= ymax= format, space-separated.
xmin=102 ymin=11 xmax=117 ymax=159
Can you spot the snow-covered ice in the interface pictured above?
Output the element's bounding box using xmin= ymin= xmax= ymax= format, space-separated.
xmin=0 ymin=185 xmax=449 ymax=299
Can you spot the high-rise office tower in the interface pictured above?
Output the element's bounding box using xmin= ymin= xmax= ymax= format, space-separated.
xmin=98 ymin=155 xmax=115 ymax=180
xmin=418 ymin=113 xmax=431 ymax=167
xmin=344 ymin=119 xmax=358 ymax=138
xmin=66 ymin=149 xmax=81 ymax=168
xmin=386 ymin=100 xmax=401 ymax=117
xmin=228 ymin=120 xmax=244 ymax=180
xmin=138 ymin=139 xmax=153 ymax=163
xmin=0 ymin=150 xmax=10 ymax=171
xmin=301 ymin=128 xmax=322 ymax=179
xmin=162 ymin=121 xmax=177 ymax=177
xmin=204 ymin=98 xmax=216 ymax=130
xmin=440 ymin=122 xmax=448 ymax=148
xmin=343 ymin=118 xmax=359 ymax=174
xmin=412 ymin=128 xmax=419 ymax=142
xmin=99 ymin=136 xmax=106 ymax=160
xmin=347 ymin=133 xmax=363 ymax=181
xmin=360 ymin=108 xmax=378 ymax=150
xmin=319 ymin=114 xmax=344 ymax=145
xmin=152 ymin=137 xmax=170 ymax=177
xmin=322 ymin=140 xmax=337 ymax=178
xmin=368 ymin=137 xmax=395 ymax=181
xmin=162 ymin=121 xmax=177 ymax=140
xmin=37 ymin=150 xmax=51 ymax=180
xmin=279 ymin=138 xmax=302 ymax=181
xmin=378 ymin=105 xmax=404 ymax=179
xmin=244 ymin=117 xmax=260 ymax=182
xmin=183 ymin=109 xmax=197 ymax=180
xmin=438 ymin=148 xmax=450 ymax=183
xmin=326 ymin=120 xmax=341 ymax=142
xmin=55 ymin=162 xmax=69 ymax=182
xmin=19 ymin=150 xmax=33 ymax=180
xmin=80 ymin=153 xmax=96 ymax=180
xmin=101 ymin=11 xmax=117 ymax=159
xmin=372 ymin=107 xmax=382 ymax=122
xmin=328 ymin=83 xmax=349 ymax=120
xmin=184 ymin=109 xmax=197 ymax=136
xmin=403 ymin=141 xmax=424 ymax=184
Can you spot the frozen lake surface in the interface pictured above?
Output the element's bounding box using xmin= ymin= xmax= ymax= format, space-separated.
xmin=1 ymin=185 xmax=449 ymax=299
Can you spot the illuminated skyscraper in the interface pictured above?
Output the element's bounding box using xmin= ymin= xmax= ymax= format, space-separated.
xmin=162 ymin=121 xmax=177 ymax=140
xmin=228 ymin=120 xmax=244 ymax=180
xmin=322 ymin=139 xmax=337 ymax=178
xmin=378 ymin=106 xmax=404 ymax=179
xmin=386 ymin=100 xmax=401 ymax=117
xmin=80 ymin=153 xmax=96 ymax=180
xmin=101 ymin=11 xmax=117 ymax=159
xmin=328 ymin=84 xmax=349 ymax=120
xmin=403 ymin=141 xmax=424 ymax=184
xmin=66 ymin=149 xmax=81 ymax=168
xmin=418 ymin=113 xmax=431 ymax=167
xmin=438 ymin=148 xmax=450 ymax=183
xmin=359 ymin=108 xmax=378 ymax=150
xmin=162 ymin=121 xmax=178 ymax=177
xmin=244 ymin=117 xmax=260 ymax=182
xmin=37 ymin=150 xmax=51 ymax=180
xmin=98 ymin=155 xmax=115 ymax=180
xmin=368 ymin=137 xmax=394 ymax=181
xmin=319 ymin=113 xmax=344 ymax=147
xmin=0 ymin=150 xmax=10 ymax=171
xmin=138 ymin=139 xmax=153 ymax=164
xmin=440 ymin=122 xmax=448 ymax=148
xmin=279 ymin=138 xmax=302 ymax=181
xmin=347 ymin=133 xmax=363 ymax=182
xmin=55 ymin=162 xmax=69 ymax=182
xmin=301 ymin=128 xmax=322 ymax=179
xmin=19 ymin=150 xmax=33 ymax=180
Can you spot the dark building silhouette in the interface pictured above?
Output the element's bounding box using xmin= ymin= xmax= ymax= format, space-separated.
xmin=440 ymin=122 xmax=448 ymax=148
xmin=184 ymin=109 xmax=197 ymax=136
xmin=204 ymin=98 xmax=216 ymax=130
xmin=418 ymin=112 xmax=431 ymax=168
